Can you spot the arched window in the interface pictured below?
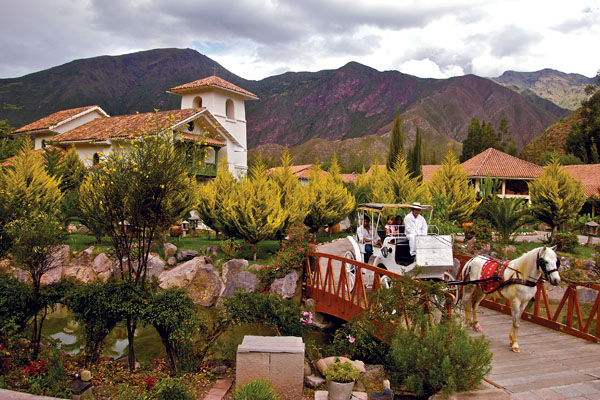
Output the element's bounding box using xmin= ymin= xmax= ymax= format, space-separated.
xmin=93 ymin=153 xmax=100 ymax=166
xmin=226 ymin=99 xmax=235 ymax=120
xmin=41 ymin=139 xmax=47 ymax=148
xmin=192 ymin=96 xmax=202 ymax=109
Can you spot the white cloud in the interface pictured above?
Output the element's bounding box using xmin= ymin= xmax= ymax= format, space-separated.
xmin=0 ymin=0 xmax=598 ymax=79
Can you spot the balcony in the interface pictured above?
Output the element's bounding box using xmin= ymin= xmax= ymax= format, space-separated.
xmin=189 ymin=162 xmax=217 ymax=177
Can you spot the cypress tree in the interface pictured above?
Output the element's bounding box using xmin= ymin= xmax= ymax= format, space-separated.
xmin=386 ymin=112 xmax=404 ymax=170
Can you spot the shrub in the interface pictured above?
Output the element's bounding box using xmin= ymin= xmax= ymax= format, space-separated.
xmin=323 ymin=360 xmax=360 ymax=383
xmin=233 ymin=378 xmax=280 ymax=400
xmin=331 ymin=318 xmax=389 ymax=365
xmin=548 ymin=232 xmax=579 ymax=253
xmin=155 ymin=378 xmax=194 ymax=400
xmin=220 ymin=238 xmax=241 ymax=259
xmin=388 ymin=313 xmax=492 ymax=398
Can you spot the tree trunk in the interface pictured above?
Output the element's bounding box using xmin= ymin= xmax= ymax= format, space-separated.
xmin=126 ymin=317 xmax=137 ymax=371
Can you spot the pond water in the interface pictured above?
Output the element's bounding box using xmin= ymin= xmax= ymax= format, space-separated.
xmin=42 ymin=306 xmax=332 ymax=363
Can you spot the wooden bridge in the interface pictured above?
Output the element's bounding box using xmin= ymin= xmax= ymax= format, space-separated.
xmin=305 ymin=251 xmax=600 ymax=399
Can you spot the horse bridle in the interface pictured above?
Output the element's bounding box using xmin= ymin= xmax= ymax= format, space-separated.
xmin=536 ymin=252 xmax=560 ymax=280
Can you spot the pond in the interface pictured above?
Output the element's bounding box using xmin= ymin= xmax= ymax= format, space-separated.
xmin=42 ymin=305 xmax=332 ymax=363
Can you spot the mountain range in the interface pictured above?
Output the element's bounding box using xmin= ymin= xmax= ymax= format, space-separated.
xmin=0 ymin=48 xmax=587 ymax=167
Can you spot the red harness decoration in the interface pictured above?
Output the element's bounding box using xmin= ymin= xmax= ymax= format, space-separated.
xmin=479 ymin=258 xmax=511 ymax=294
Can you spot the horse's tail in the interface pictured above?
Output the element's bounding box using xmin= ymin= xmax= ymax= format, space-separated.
xmin=455 ymin=258 xmax=473 ymax=304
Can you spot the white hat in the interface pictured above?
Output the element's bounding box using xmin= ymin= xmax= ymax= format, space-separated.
xmin=410 ymin=202 xmax=423 ymax=210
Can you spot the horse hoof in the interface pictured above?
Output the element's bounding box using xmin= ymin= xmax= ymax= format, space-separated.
xmin=473 ymin=324 xmax=483 ymax=332
xmin=511 ymin=346 xmax=520 ymax=353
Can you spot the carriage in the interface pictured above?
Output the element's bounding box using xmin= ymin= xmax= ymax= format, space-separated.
xmin=344 ymin=203 xmax=456 ymax=288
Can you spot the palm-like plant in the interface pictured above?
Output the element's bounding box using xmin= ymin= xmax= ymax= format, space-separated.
xmin=481 ymin=197 xmax=533 ymax=245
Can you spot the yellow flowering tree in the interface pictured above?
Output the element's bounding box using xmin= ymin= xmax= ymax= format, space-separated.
xmin=429 ymin=151 xmax=479 ymax=224
xmin=227 ymin=161 xmax=287 ymax=260
xmin=0 ymin=144 xmax=65 ymax=359
xmin=305 ymin=164 xmax=355 ymax=234
xmin=529 ymin=155 xmax=586 ymax=232
xmin=367 ymin=156 xmax=428 ymax=204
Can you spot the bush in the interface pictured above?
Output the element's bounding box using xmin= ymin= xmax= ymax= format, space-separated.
xmin=323 ymin=360 xmax=360 ymax=383
xmin=155 ymin=378 xmax=194 ymax=400
xmin=233 ymin=378 xmax=280 ymax=400
xmin=388 ymin=313 xmax=492 ymax=398
xmin=548 ymin=232 xmax=579 ymax=253
xmin=331 ymin=318 xmax=389 ymax=365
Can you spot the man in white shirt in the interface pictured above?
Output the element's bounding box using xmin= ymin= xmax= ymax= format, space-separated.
xmin=404 ymin=202 xmax=428 ymax=256
xmin=357 ymin=215 xmax=381 ymax=263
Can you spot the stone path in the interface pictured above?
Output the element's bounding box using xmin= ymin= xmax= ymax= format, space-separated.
xmin=203 ymin=378 xmax=233 ymax=400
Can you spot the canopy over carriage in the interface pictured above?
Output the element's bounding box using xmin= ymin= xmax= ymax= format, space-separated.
xmin=345 ymin=203 xmax=456 ymax=286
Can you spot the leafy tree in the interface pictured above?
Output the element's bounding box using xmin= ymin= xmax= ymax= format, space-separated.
xmin=143 ymin=287 xmax=199 ymax=372
xmin=0 ymin=119 xmax=23 ymax=162
xmin=461 ymin=117 xmax=513 ymax=161
xmin=304 ymin=164 xmax=355 ymax=234
xmin=42 ymin=146 xmax=63 ymax=177
xmin=480 ymin=197 xmax=533 ymax=244
xmin=227 ymin=161 xmax=286 ymax=260
xmin=270 ymin=148 xmax=308 ymax=239
xmin=57 ymin=148 xmax=87 ymax=221
xmin=386 ymin=112 xmax=404 ymax=171
xmin=565 ymin=78 xmax=600 ymax=164
xmin=77 ymin=116 xmax=199 ymax=370
xmin=64 ymin=279 xmax=124 ymax=365
xmin=529 ymin=155 xmax=586 ymax=232
xmin=367 ymin=156 xmax=428 ymax=204
xmin=429 ymin=151 xmax=479 ymax=224
xmin=0 ymin=273 xmax=33 ymax=333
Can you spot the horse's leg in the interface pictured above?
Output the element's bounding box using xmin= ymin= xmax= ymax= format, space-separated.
xmin=471 ymin=287 xmax=486 ymax=333
xmin=462 ymin=284 xmax=475 ymax=328
xmin=509 ymin=297 xmax=523 ymax=352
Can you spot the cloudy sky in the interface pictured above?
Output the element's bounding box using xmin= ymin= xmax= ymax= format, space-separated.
xmin=1 ymin=0 xmax=599 ymax=80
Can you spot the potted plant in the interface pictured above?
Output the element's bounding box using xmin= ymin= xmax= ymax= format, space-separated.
xmin=323 ymin=359 xmax=360 ymax=400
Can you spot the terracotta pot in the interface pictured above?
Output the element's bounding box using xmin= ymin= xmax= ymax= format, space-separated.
xmin=327 ymin=380 xmax=355 ymax=400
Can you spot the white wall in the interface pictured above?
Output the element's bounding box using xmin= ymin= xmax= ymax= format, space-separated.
xmin=54 ymin=110 xmax=105 ymax=134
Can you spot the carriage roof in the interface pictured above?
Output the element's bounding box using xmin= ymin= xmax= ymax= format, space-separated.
xmin=356 ymin=203 xmax=434 ymax=212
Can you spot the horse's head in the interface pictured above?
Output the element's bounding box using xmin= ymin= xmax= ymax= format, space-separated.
xmin=537 ymin=246 xmax=561 ymax=285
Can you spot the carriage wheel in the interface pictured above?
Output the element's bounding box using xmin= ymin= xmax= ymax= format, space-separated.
xmin=344 ymin=250 xmax=357 ymax=292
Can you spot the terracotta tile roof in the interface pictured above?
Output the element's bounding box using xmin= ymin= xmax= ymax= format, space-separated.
xmin=170 ymin=76 xmax=258 ymax=99
xmin=421 ymin=165 xmax=442 ymax=182
xmin=267 ymin=164 xmax=329 ymax=180
xmin=561 ymin=164 xmax=600 ymax=198
xmin=341 ymin=173 xmax=358 ymax=184
xmin=180 ymin=133 xmax=225 ymax=147
xmin=52 ymin=109 xmax=204 ymax=143
xmin=13 ymin=106 xmax=105 ymax=133
xmin=461 ymin=148 xmax=542 ymax=179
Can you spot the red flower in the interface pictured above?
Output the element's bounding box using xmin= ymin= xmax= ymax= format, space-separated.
xmin=141 ymin=376 xmax=157 ymax=390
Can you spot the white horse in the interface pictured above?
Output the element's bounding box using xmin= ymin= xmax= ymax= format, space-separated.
xmin=460 ymin=246 xmax=561 ymax=352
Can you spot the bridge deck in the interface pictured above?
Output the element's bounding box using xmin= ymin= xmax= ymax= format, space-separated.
xmin=471 ymin=307 xmax=600 ymax=399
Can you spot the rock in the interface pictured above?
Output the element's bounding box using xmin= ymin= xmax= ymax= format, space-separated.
xmin=304 ymin=360 xmax=312 ymax=377
xmin=577 ymin=287 xmax=598 ymax=303
xmin=475 ymin=243 xmax=491 ymax=256
xmin=164 ymin=243 xmax=177 ymax=258
xmin=92 ymin=253 xmax=113 ymax=280
xmin=159 ymin=258 xmax=223 ymax=306
xmin=304 ymin=375 xmax=325 ymax=388
xmin=248 ymin=264 xmax=262 ymax=271
xmin=465 ymin=238 xmax=476 ymax=252
xmin=67 ymin=224 xmax=77 ymax=232
xmin=363 ymin=364 xmax=385 ymax=386
xmin=167 ymin=257 xmax=177 ymax=267
xmin=544 ymin=284 xmax=566 ymax=302
xmin=146 ymin=253 xmax=166 ymax=278
xmin=177 ymin=249 xmax=198 ymax=262
xmin=49 ymin=245 xmax=70 ymax=270
xmin=304 ymin=298 xmax=335 ymax=330
xmin=221 ymin=259 xmax=249 ymax=284
xmin=214 ymin=365 xmax=227 ymax=375
xmin=187 ymin=264 xmax=223 ymax=307
xmin=77 ymin=225 xmax=90 ymax=234
xmin=315 ymin=357 xmax=366 ymax=376
xmin=505 ymin=245 xmax=517 ymax=254
xmin=221 ymin=271 xmax=260 ymax=297
xmin=63 ymin=266 xmax=96 ymax=283
xmin=559 ymin=256 xmax=571 ymax=271
xmin=270 ymin=270 xmax=301 ymax=299
xmin=0 ymin=258 xmax=11 ymax=274
xmin=582 ymin=259 xmax=596 ymax=271
xmin=207 ymin=246 xmax=219 ymax=257
xmin=40 ymin=264 xmax=63 ymax=285
xmin=75 ymin=247 xmax=94 ymax=266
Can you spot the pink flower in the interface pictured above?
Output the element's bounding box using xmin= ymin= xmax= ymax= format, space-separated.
xmin=347 ymin=335 xmax=355 ymax=343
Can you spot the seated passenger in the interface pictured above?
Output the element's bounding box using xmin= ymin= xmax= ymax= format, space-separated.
xmin=395 ymin=215 xmax=404 ymax=234
xmin=384 ymin=215 xmax=399 ymax=236
xmin=357 ymin=215 xmax=381 ymax=263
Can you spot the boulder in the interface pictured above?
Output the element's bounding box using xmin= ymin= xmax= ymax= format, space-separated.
xmin=221 ymin=271 xmax=260 ymax=297
xmin=75 ymin=247 xmax=94 ymax=266
xmin=177 ymin=249 xmax=198 ymax=262
xmin=146 ymin=253 xmax=166 ymax=278
xmin=167 ymin=257 xmax=177 ymax=267
xmin=77 ymin=225 xmax=90 ymax=234
xmin=63 ymin=266 xmax=96 ymax=283
xmin=164 ymin=243 xmax=177 ymax=259
xmin=49 ymin=245 xmax=70 ymax=270
xmin=582 ymin=259 xmax=596 ymax=271
xmin=304 ymin=375 xmax=325 ymax=388
xmin=67 ymin=224 xmax=77 ymax=232
xmin=159 ymin=257 xmax=202 ymax=289
xmin=187 ymin=264 xmax=223 ymax=307
xmin=92 ymin=253 xmax=113 ymax=280
xmin=40 ymin=265 xmax=64 ymax=285
xmin=12 ymin=268 xmax=30 ymax=283
xmin=0 ymin=258 xmax=12 ymax=274
xmin=221 ymin=259 xmax=249 ymax=284
xmin=270 ymin=270 xmax=301 ymax=299
xmin=304 ymin=360 xmax=312 ymax=377
xmin=505 ymin=245 xmax=518 ymax=255
xmin=315 ymin=357 xmax=366 ymax=376
xmin=559 ymin=256 xmax=571 ymax=271
xmin=474 ymin=243 xmax=491 ymax=256
xmin=304 ymin=298 xmax=335 ymax=330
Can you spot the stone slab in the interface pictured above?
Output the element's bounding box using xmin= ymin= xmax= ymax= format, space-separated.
xmin=238 ymin=335 xmax=305 ymax=353
xmin=314 ymin=390 xmax=367 ymax=399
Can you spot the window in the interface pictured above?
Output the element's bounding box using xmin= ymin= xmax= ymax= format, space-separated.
xmin=41 ymin=139 xmax=47 ymax=148
xmin=193 ymin=96 xmax=202 ymax=108
xmin=93 ymin=153 xmax=100 ymax=166
xmin=226 ymin=99 xmax=234 ymax=119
